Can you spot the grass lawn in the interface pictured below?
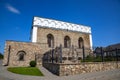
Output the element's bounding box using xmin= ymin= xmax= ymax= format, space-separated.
xmin=7 ymin=67 xmax=44 ymax=76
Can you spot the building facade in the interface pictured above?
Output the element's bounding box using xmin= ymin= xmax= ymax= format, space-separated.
xmin=3 ymin=17 xmax=92 ymax=66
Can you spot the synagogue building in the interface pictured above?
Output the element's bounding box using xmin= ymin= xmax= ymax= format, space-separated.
xmin=3 ymin=17 xmax=92 ymax=66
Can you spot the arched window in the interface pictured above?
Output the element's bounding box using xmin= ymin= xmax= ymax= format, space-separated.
xmin=64 ymin=36 xmax=71 ymax=48
xmin=47 ymin=34 xmax=54 ymax=48
xmin=17 ymin=51 xmax=26 ymax=61
xmin=78 ymin=37 xmax=84 ymax=48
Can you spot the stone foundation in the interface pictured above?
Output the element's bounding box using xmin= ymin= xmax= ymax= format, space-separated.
xmin=43 ymin=62 xmax=120 ymax=76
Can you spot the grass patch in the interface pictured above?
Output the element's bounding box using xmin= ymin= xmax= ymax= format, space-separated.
xmin=7 ymin=67 xmax=44 ymax=76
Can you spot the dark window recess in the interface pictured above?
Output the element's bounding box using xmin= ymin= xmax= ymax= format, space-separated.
xmin=78 ymin=37 xmax=84 ymax=48
xmin=64 ymin=36 xmax=71 ymax=48
xmin=17 ymin=51 xmax=26 ymax=61
xmin=47 ymin=34 xmax=54 ymax=48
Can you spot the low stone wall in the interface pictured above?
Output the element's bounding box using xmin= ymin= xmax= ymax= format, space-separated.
xmin=43 ymin=62 xmax=120 ymax=76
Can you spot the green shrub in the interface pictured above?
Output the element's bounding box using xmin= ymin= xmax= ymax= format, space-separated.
xmin=30 ymin=61 xmax=36 ymax=67
xmin=104 ymin=56 xmax=115 ymax=61
xmin=85 ymin=55 xmax=94 ymax=62
xmin=81 ymin=55 xmax=103 ymax=62
xmin=0 ymin=53 xmax=3 ymax=59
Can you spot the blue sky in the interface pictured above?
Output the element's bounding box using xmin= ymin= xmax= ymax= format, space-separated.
xmin=0 ymin=0 xmax=120 ymax=53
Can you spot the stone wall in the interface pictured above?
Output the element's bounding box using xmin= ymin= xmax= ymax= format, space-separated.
xmin=37 ymin=27 xmax=90 ymax=49
xmin=3 ymin=41 xmax=42 ymax=66
xmin=3 ymin=27 xmax=91 ymax=66
xmin=43 ymin=62 xmax=120 ymax=76
xmin=36 ymin=27 xmax=91 ymax=58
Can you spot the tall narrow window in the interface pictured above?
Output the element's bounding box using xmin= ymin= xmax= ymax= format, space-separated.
xmin=17 ymin=51 xmax=26 ymax=61
xmin=64 ymin=36 xmax=71 ymax=48
xmin=47 ymin=34 xmax=54 ymax=48
xmin=78 ymin=37 xmax=84 ymax=48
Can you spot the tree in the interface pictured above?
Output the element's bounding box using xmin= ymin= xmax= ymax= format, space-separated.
xmin=0 ymin=52 xmax=3 ymax=59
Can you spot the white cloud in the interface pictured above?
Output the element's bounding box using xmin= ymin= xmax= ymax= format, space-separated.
xmin=6 ymin=4 xmax=20 ymax=14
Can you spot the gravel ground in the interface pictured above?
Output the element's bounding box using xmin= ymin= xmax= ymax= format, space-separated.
xmin=0 ymin=60 xmax=120 ymax=80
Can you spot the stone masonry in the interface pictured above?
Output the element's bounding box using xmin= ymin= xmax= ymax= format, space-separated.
xmin=37 ymin=28 xmax=90 ymax=48
xmin=3 ymin=41 xmax=42 ymax=66
xmin=43 ymin=62 xmax=120 ymax=76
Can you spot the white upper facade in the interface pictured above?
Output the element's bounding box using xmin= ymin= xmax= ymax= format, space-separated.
xmin=33 ymin=17 xmax=91 ymax=34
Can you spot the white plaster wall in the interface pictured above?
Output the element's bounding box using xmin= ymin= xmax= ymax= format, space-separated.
xmin=89 ymin=34 xmax=93 ymax=50
xmin=31 ymin=26 xmax=37 ymax=42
